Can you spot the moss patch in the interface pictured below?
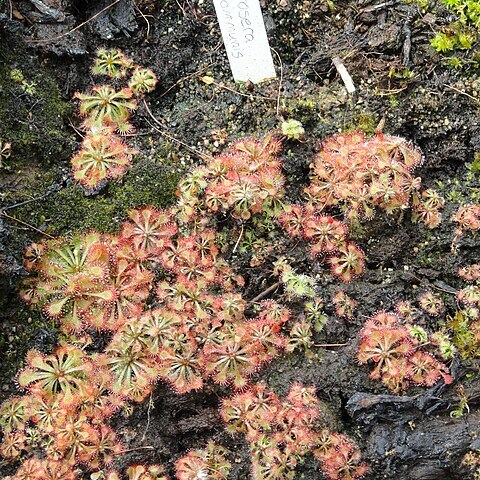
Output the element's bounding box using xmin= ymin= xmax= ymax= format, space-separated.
xmin=15 ymin=157 xmax=182 ymax=235
xmin=0 ymin=32 xmax=72 ymax=168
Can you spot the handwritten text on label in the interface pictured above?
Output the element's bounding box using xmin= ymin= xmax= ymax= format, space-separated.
xmin=213 ymin=0 xmax=276 ymax=83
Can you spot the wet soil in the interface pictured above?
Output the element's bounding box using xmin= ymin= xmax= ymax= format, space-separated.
xmin=1 ymin=0 xmax=480 ymax=479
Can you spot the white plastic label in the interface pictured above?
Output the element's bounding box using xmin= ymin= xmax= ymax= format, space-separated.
xmin=213 ymin=0 xmax=277 ymax=83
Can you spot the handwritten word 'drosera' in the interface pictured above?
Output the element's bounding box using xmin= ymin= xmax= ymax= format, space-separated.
xmin=213 ymin=0 xmax=276 ymax=83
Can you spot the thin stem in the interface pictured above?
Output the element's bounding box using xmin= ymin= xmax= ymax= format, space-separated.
xmin=271 ymin=47 xmax=284 ymax=116
xmin=211 ymin=80 xmax=276 ymax=101
xmin=131 ymin=0 xmax=152 ymax=40
xmin=1 ymin=211 xmax=54 ymax=238
xmin=141 ymin=393 xmax=154 ymax=441
xmin=408 ymin=273 xmax=457 ymax=295
xmin=142 ymin=98 xmax=213 ymax=161
xmin=1 ymin=190 xmax=54 ymax=212
xmin=445 ymin=84 xmax=480 ymax=104
xmin=232 ymin=224 xmax=244 ymax=254
xmin=159 ymin=65 xmax=215 ymax=98
xmin=248 ymin=281 xmax=281 ymax=305
xmin=117 ymin=445 xmax=154 ymax=454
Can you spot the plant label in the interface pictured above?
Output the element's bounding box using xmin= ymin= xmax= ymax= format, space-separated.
xmin=213 ymin=0 xmax=276 ymax=83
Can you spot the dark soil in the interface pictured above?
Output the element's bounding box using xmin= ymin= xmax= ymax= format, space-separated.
xmin=1 ymin=0 xmax=480 ymax=479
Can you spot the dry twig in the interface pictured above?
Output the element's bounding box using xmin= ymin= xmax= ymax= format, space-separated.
xmin=1 ymin=211 xmax=54 ymax=238
xmin=131 ymin=0 xmax=152 ymax=40
xmin=271 ymin=47 xmax=284 ymax=116
xmin=248 ymin=281 xmax=281 ymax=305
xmin=142 ymin=99 xmax=213 ymax=162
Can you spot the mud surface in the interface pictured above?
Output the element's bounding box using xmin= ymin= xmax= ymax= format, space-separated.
xmin=1 ymin=0 xmax=480 ymax=479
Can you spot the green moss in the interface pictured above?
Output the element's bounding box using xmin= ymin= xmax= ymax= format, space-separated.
xmin=0 ymin=307 xmax=49 ymax=385
xmin=0 ymin=32 xmax=72 ymax=167
xmin=286 ymin=95 xmax=320 ymax=125
xmin=448 ymin=309 xmax=480 ymax=359
xmin=344 ymin=111 xmax=378 ymax=136
xmin=416 ymin=245 xmax=444 ymax=269
xmin=15 ymin=157 xmax=182 ymax=235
